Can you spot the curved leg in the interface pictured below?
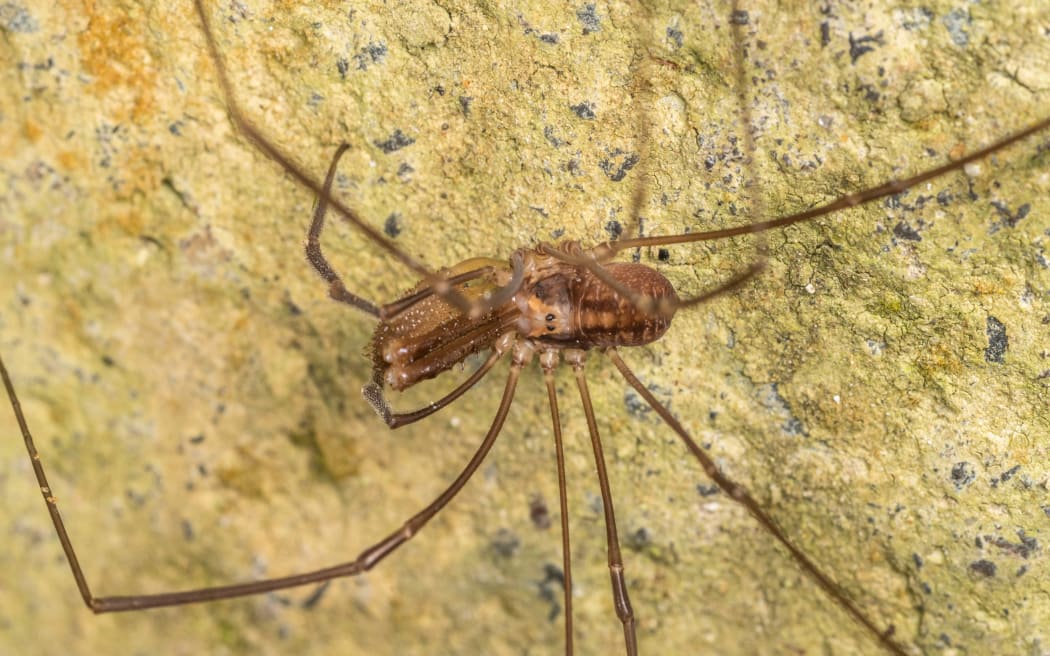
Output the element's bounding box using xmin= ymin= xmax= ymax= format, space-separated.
xmin=547 ymin=102 xmax=1050 ymax=321
xmin=565 ymin=349 xmax=637 ymax=656
xmin=363 ymin=348 xmax=504 ymax=429
xmin=605 ymin=348 xmax=907 ymax=656
xmin=191 ymin=0 xmax=472 ymax=313
xmin=602 ymin=114 xmax=1050 ymax=256
xmin=192 ymin=0 xmax=526 ymax=322
xmin=540 ymin=350 xmax=574 ymax=656
xmin=537 ymin=0 xmax=1048 ymax=331
xmin=308 ymin=143 xmax=380 ymax=317
xmin=0 ymin=340 xmax=528 ymax=612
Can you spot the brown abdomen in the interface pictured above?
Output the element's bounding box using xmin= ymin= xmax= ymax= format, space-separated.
xmin=574 ymin=262 xmax=678 ymax=347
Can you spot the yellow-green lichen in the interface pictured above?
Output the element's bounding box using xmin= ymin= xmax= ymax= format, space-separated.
xmin=1 ymin=1 xmax=1048 ymax=656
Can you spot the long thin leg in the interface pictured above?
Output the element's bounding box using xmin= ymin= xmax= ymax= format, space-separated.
xmin=598 ymin=5 xmax=1050 ymax=325
xmin=191 ymin=0 xmax=474 ymax=315
xmin=605 ymin=348 xmax=907 ymax=656
xmin=308 ymin=143 xmax=380 ymax=317
xmin=621 ymin=23 xmax=654 ymax=247
xmin=192 ymin=0 xmax=521 ymax=322
xmin=565 ymin=349 xmax=637 ymax=656
xmin=726 ymin=0 xmax=769 ymax=261
xmin=540 ymin=350 xmax=574 ymax=656
xmin=605 ymin=114 xmax=1050 ymax=255
xmin=547 ymin=107 xmax=1050 ymax=320
xmin=722 ymin=0 xmax=771 ymax=299
xmin=0 ymin=336 xmax=528 ymax=612
xmin=0 ymin=353 xmax=94 ymax=609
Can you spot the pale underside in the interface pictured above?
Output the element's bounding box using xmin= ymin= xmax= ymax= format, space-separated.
xmin=0 ymin=1 xmax=1048 ymax=655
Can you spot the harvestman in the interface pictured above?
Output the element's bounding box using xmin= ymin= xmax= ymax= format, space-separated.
xmin=3 ymin=1 xmax=1049 ymax=654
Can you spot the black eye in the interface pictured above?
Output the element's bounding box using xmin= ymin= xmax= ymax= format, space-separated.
xmin=545 ymin=313 xmax=555 ymax=321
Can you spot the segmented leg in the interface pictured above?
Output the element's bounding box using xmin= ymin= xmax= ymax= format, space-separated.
xmin=194 ymin=0 xmax=536 ymax=323
xmin=574 ymin=0 xmax=1049 ymax=321
xmin=364 ymin=348 xmax=503 ymax=428
xmin=193 ymin=0 xmax=478 ymax=317
xmin=605 ymin=348 xmax=907 ymax=656
xmin=566 ymin=349 xmax=638 ymax=656
xmin=611 ymin=114 xmax=1050 ymax=256
xmin=540 ymin=349 xmax=575 ymax=656
xmin=307 ymin=143 xmax=380 ymax=317
xmin=0 ymin=336 xmax=529 ymax=612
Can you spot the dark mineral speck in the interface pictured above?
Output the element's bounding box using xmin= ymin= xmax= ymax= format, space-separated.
xmin=383 ymin=213 xmax=402 ymax=238
xmin=969 ymin=559 xmax=997 ymax=577
xmin=893 ymin=221 xmax=922 ymax=241
xmin=998 ymin=464 xmax=1020 ymax=484
xmin=301 ymin=580 xmax=330 ymax=609
xmin=352 ymin=41 xmax=387 ymax=70
xmin=848 ymin=31 xmax=884 ymax=63
xmin=627 ymin=527 xmax=651 ymax=550
xmin=598 ymin=149 xmax=639 ymax=182
xmin=529 ymin=496 xmax=551 ymax=530
xmin=1 ymin=4 xmax=38 ymax=32
xmin=696 ymin=483 xmax=719 ymax=497
xmin=984 ymin=316 xmax=1008 ymax=363
xmin=570 ymin=102 xmax=596 ymax=120
xmin=491 ymin=528 xmax=520 ymax=558
xmin=624 ymin=389 xmax=647 ymax=416
xmin=536 ymin=564 xmax=565 ymax=621
xmin=543 ymin=125 xmax=566 ymax=147
xmin=666 ymin=25 xmax=684 ymax=48
xmin=374 ymin=129 xmax=414 ymax=154
xmin=950 ymin=461 xmax=975 ymax=489
xmin=576 ymin=4 xmax=600 ymax=34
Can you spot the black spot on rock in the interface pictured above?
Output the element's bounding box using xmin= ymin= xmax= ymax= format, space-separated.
xmin=969 ymin=559 xmax=996 ymax=577
xmin=570 ymin=102 xmax=596 ymax=120
xmin=984 ymin=316 xmax=1007 ymax=363
xmin=576 ymin=4 xmax=600 ymax=34
xmin=374 ymin=129 xmax=414 ymax=154
xmin=383 ymin=213 xmax=402 ymax=238
xmin=950 ymin=461 xmax=975 ymax=489
xmin=893 ymin=221 xmax=922 ymax=241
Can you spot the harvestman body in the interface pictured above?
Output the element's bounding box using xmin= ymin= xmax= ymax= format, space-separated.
xmin=3 ymin=1 xmax=1049 ymax=654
